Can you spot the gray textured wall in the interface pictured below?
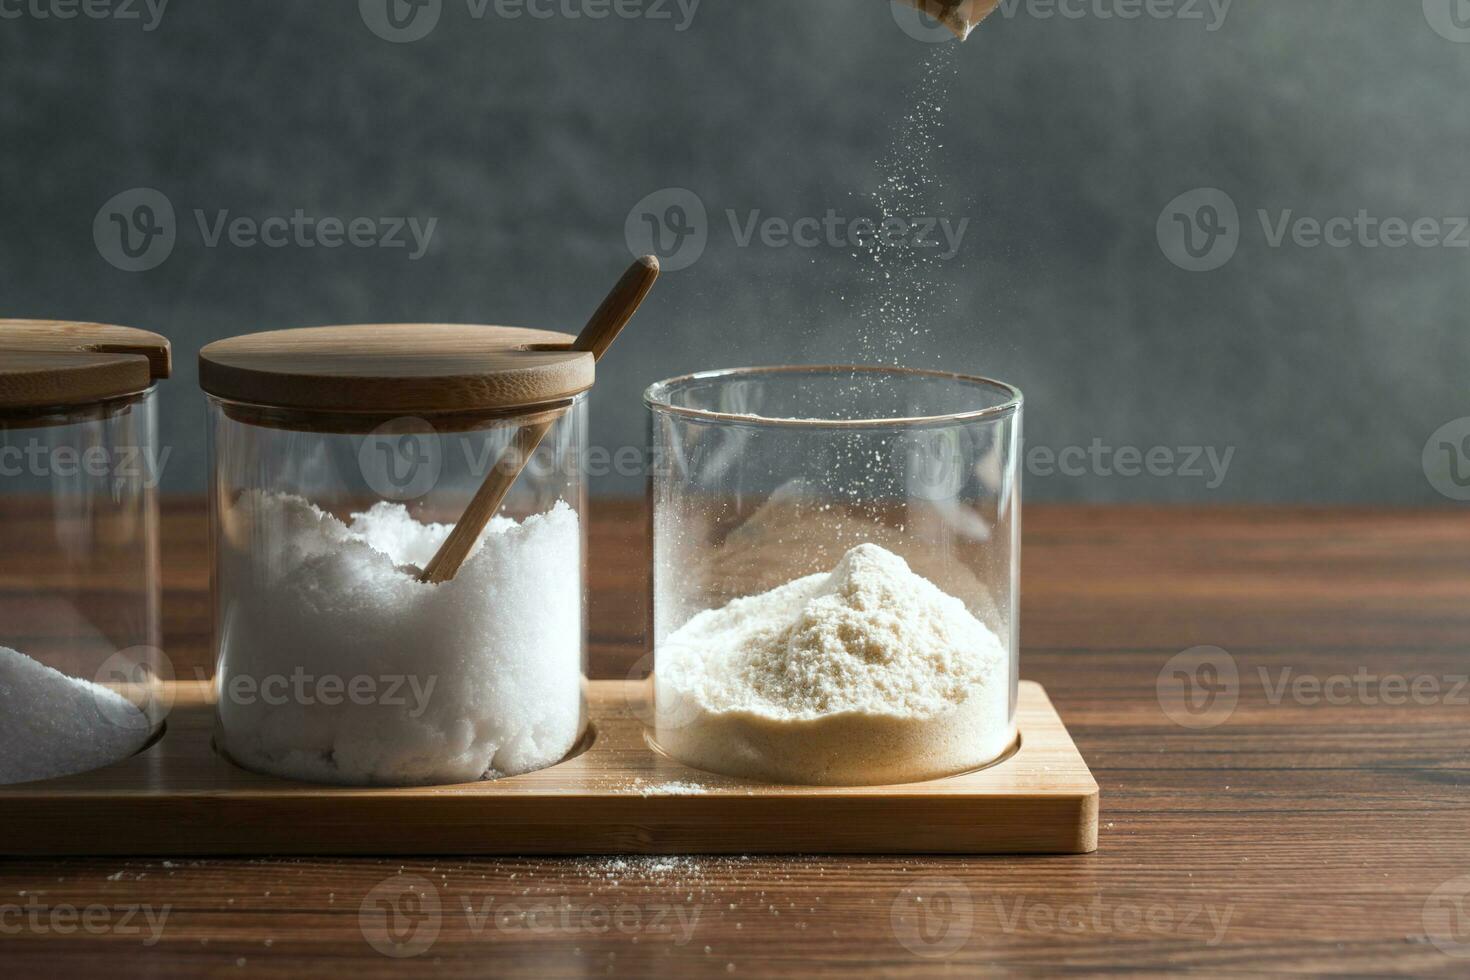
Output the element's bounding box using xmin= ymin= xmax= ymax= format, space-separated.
xmin=2 ymin=0 xmax=1467 ymax=502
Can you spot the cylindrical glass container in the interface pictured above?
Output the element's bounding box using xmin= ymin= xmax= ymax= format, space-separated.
xmin=200 ymin=325 xmax=592 ymax=787
xmin=646 ymin=366 xmax=1021 ymax=786
xmin=0 ymin=322 xmax=172 ymax=785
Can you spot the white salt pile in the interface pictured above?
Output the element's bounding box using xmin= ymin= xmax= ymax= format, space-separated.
xmin=0 ymin=645 xmax=151 ymax=785
xmin=214 ymin=491 xmax=583 ymax=786
xmin=656 ymin=543 xmax=1011 ymax=785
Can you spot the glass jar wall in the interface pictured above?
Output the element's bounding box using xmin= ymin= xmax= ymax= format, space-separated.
xmin=646 ymin=366 xmax=1022 ymax=786
xmin=201 ymin=324 xmax=593 ymax=788
xmin=0 ymin=321 xmax=172 ymax=786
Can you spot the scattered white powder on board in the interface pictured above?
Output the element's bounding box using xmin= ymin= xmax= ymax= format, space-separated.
xmin=656 ymin=543 xmax=1011 ymax=785
xmin=214 ymin=491 xmax=583 ymax=786
xmin=0 ymin=645 xmax=151 ymax=785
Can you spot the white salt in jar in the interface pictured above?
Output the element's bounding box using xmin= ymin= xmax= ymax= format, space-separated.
xmin=0 ymin=321 xmax=172 ymax=785
xmin=200 ymin=325 xmax=590 ymax=786
xmin=646 ymin=366 xmax=1022 ymax=786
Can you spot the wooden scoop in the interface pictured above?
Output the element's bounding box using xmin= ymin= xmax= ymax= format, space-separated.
xmin=417 ymin=255 xmax=660 ymax=584
xmin=897 ymin=0 xmax=1001 ymax=38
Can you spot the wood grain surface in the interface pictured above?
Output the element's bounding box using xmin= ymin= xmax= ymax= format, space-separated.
xmin=197 ymin=324 xmax=593 ymax=415
xmin=0 ymin=680 xmax=1094 ymax=856
xmin=0 ymin=321 xmax=171 ymax=408
xmin=2 ymin=501 xmax=1469 ymax=977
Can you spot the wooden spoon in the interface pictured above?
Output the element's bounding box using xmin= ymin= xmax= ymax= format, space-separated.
xmin=417 ymin=255 xmax=660 ymax=585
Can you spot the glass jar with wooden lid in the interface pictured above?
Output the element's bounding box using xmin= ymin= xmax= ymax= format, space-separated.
xmin=0 ymin=320 xmax=172 ymax=785
xmin=198 ymin=324 xmax=593 ymax=787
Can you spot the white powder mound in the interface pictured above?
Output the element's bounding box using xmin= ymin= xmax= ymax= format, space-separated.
xmin=0 ymin=645 xmax=152 ymax=785
xmin=214 ymin=491 xmax=584 ymax=787
xmin=656 ymin=543 xmax=1012 ymax=785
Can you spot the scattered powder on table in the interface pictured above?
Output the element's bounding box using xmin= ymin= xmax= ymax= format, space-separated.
xmin=656 ymin=543 xmax=1011 ymax=785
xmin=214 ymin=491 xmax=583 ymax=786
xmin=0 ymin=645 xmax=151 ymax=785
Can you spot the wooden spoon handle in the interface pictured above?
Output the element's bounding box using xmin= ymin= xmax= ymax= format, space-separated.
xmin=573 ymin=254 xmax=661 ymax=360
xmin=418 ymin=256 xmax=660 ymax=585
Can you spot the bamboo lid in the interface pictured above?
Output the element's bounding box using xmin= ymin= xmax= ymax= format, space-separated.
xmin=197 ymin=324 xmax=595 ymax=416
xmin=0 ymin=320 xmax=172 ymax=409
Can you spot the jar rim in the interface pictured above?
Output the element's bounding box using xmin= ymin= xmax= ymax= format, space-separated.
xmin=643 ymin=365 xmax=1023 ymax=428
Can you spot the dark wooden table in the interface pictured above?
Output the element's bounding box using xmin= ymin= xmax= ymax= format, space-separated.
xmin=4 ymin=502 xmax=1469 ymax=977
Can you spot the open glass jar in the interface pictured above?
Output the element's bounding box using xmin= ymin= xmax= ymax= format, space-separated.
xmin=646 ymin=366 xmax=1022 ymax=786
xmin=199 ymin=325 xmax=591 ymax=786
xmin=0 ymin=321 xmax=172 ymax=785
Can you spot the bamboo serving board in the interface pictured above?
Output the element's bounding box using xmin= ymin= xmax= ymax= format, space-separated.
xmin=0 ymin=680 xmax=1097 ymax=856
